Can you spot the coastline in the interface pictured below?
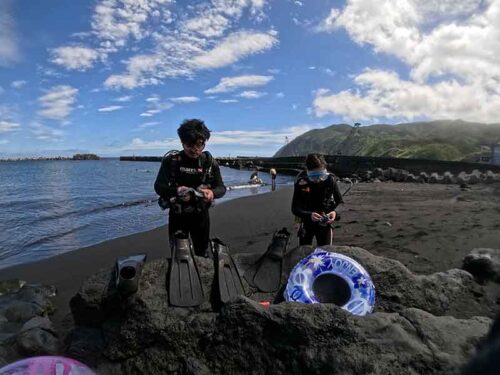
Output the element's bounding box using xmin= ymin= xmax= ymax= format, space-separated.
xmin=2 ymin=182 xmax=500 ymax=327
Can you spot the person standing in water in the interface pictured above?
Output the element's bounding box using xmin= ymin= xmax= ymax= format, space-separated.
xmin=270 ymin=168 xmax=277 ymax=191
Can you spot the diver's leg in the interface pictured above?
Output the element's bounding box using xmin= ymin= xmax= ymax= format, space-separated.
xmin=190 ymin=211 xmax=210 ymax=256
xmin=299 ymin=221 xmax=314 ymax=246
xmin=316 ymin=225 xmax=334 ymax=246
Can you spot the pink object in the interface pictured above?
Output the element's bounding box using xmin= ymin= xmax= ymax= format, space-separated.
xmin=0 ymin=356 xmax=95 ymax=375
xmin=258 ymin=301 xmax=270 ymax=309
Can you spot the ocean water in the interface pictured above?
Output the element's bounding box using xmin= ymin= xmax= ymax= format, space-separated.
xmin=0 ymin=159 xmax=294 ymax=269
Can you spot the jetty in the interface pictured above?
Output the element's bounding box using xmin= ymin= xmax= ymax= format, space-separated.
xmin=119 ymin=155 xmax=500 ymax=177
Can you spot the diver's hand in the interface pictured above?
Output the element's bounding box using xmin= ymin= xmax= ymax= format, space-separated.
xmin=198 ymin=188 xmax=214 ymax=203
xmin=177 ymin=186 xmax=191 ymax=202
xmin=311 ymin=212 xmax=323 ymax=222
xmin=326 ymin=211 xmax=337 ymax=224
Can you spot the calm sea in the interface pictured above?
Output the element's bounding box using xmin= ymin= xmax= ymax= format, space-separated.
xmin=0 ymin=159 xmax=294 ymax=269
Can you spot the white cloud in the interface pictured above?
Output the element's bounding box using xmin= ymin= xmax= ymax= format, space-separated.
xmin=0 ymin=139 xmax=8 ymax=145
xmin=146 ymin=95 xmax=160 ymax=102
xmin=11 ymin=80 xmax=27 ymax=89
xmin=50 ymin=0 xmax=274 ymax=90
xmin=0 ymin=2 xmax=20 ymax=66
xmin=38 ymin=85 xmax=78 ymax=120
xmin=276 ymin=92 xmax=284 ymax=98
xmin=51 ymin=46 xmax=100 ymax=71
xmin=205 ymin=74 xmax=273 ymax=94
xmin=184 ymin=12 xmax=229 ymax=38
xmin=209 ymin=125 xmax=314 ymax=146
xmin=169 ymin=96 xmax=200 ymax=103
xmin=98 ymin=105 xmax=123 ymax=112
xmin=0 ymin=120 xmax=20 ymax=133
xmin=138 ymin=121 xmax=161 ymax=129
xmin=316 ymin=8 xmax=341 ymax=33
xmin=128 ymin=137 xmax=179 ymax=150
xmin=104 ymin=54 xmax=162 ymax=89
xmin=219 ymin=99 xmax=239 ymax=103
xmin=30 ymin=123 xmax=64 ymax=141
xmin=126 ymin=124 xmax=313 ymax=150
xmin=238 ymin=90 xmax=267 ymax=99
xmin=314 ymin=0 xmax=500 ymax=122
xmin=313 ymin=69 xmax=500 ymax=122
xmin=192 ymin=30 xmax=277 ymax=69
xmin=114 ymin=95 xmax=133 ymax=102
xmin=91 ymin=0 xmax=173 ymax=50
xmin=140 ymin=101 xmax=173 ymax=117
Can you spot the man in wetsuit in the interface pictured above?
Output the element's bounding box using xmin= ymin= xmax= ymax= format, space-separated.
xmin=154 ymin=119 xmax=226 ymax=257
xmin=291 ymin=153 xmax=344 ymax=246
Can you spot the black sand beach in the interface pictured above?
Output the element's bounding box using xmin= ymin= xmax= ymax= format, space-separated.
xmin=2 ymin=182 xmax=500 ymax=327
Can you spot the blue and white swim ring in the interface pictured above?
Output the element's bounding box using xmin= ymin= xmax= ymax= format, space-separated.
xmin=284 ymin=248 xmax=375 ymax=316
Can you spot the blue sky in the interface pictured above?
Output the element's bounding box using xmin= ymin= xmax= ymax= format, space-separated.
xmin=1 ymin=0 xmax=499 ymax=157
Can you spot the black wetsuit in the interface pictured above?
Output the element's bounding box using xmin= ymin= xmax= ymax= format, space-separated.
xmin=154 ymin=151 xmax=226 ymax=256
xmin=291 ymin=171 xmax=344 ymax=246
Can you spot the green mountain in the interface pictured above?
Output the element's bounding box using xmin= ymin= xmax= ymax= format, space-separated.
xmin=273 ymin=120 xmax=500 ymax=161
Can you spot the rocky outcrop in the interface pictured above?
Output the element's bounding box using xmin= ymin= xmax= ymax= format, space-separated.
xmin=0 ymin=282 xmax=59 ymax=366
xmin=359 ymin=168 xmax=500 ymax=185
xmin=462 ymin=248 xmax=500 ymax=284
xmin=67 ymin=245 xmax=495 ymax=374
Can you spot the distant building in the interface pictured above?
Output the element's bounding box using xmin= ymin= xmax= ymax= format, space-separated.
xmin=494 ymin=145 xmax=500 ymax=165
xmin=480 ymin=144 xmax=500 ymax=165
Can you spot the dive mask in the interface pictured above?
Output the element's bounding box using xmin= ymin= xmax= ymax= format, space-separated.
xmin=307 ymin=169 xmax=329 ymax=182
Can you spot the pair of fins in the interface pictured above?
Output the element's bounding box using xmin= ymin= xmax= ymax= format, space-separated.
xmin=168 ymin=232 xmax=245 ymax=307
xmin=245 ymin=228 xmax=291 ymax=293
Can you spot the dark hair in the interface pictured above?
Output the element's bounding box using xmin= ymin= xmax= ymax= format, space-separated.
xmin=177 ymin=119 xmax=211 ymax=145
xmin=305 ymin=153 xmax=327 ymax=170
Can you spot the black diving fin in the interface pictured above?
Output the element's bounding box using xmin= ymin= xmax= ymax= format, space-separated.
xmin=251 ymin=228 xmax=290 ymax=293
xmin=115 ymin=254 xmax=147 ymax=297
xmin=168 ymin=231 xmax=204 ymax=307
xmin=211 ymin=238 xmax=245 ymax=303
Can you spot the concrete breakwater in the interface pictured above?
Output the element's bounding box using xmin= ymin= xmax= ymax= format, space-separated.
xmin=120 ymin=154 xmax=500 ymax=177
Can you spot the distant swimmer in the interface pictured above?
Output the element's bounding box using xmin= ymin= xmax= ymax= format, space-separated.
xmin=292 ymin=153 xmax=344 ymax=246
xmin=249 ymin=169 xmax=263 ymax=185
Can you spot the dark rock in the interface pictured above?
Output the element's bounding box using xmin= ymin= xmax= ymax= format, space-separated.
xmin=0 ymin=284 xmax=56 ymax=323
xmin=3 ymin=301 xmax=44 ymax=323
xmin=67 ymin=246 xmax=494 ymax=374
xmin=462 ymin=248 xmax=500 ymax=284
xmin=65 ymin=327 xmax=104 ymax=367
xmin=418 ymin=172 xmax=429 ymax=183
xmin=15 ymin=325 xmax=59 ymax=356
xmin=429 ymin=172 xmax=442 ymax=184
xmin=462 ymin=313 xmax=500 ymax=375
xmin=0 ymin=280 xmax=26 ymax=295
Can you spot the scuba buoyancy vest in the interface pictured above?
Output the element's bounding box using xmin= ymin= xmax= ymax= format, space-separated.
xmin=293 ymin=171 xmax=342 ymax=223
xmin=158 ymin=150 xmax=214 ymax=211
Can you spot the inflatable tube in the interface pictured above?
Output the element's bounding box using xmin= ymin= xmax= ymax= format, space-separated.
xmin=284 ymin=249 xmax=375 ymax=316
xmin=0 ymin=356 xmax=95 ymax=375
